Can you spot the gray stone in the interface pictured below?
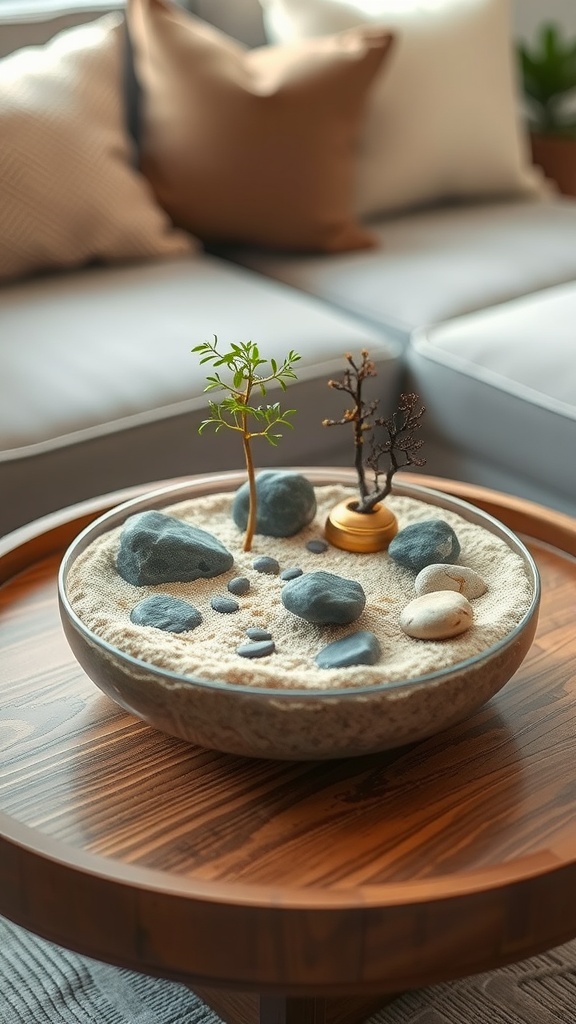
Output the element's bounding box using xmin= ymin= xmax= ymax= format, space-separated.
xmin=281 ymin=571 xmax=366 ymax=625
xmin=316 ymin=630 xmax=381 ymax=669
xmin=211 ymin=596 xmax=239 ymax=614
xmin=306 ymin=539 xmax=328 ymax=554
xmin=400 ymin=592 xmax=473 ymax=640
xmin=237 ymin=640 xmax=276 ymax=659
xmin=415 ymin=563 xmax=487 ymax=600
xmin=388 ymin=519 xmax=461 ymax=573
xmin=280 ymin=567 xmax=303 ymax=581
xmin=253 ymin=556 xmax=280 ymax=575
xmin=246 ymin=628 xmax=272 ymax=641
xmin=130 ymin=595 xmax=202 ymax=633
xmin=233 ymin=471 xmax=316 ymax=538
xmin=116 ymin=510 xmax=233 ymax=586
xmin=228 ymin=576 xmax=250 ymax=596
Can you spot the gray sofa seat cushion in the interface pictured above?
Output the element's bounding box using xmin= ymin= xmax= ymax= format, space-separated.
xmin=230 ymin=198 xmax=576 ymax=342
xmin=406 ymin=280 xmax=576 ymax=513
xmin=0 ymin=253 xmax=400 ymax=536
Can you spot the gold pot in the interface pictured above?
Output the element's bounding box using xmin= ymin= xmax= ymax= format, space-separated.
xmin=325 ymin=497 xmax=398 ymax=553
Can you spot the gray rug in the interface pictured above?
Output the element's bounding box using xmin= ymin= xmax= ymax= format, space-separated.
xmin=1 ymin=914 xmax=575 ymax=1024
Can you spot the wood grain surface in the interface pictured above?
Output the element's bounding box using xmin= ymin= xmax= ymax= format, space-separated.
xmin=1 ymin=473 xmax=576 ymax=1001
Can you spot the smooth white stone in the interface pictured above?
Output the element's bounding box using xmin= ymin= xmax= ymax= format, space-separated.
xmin=414 ymin=563 xmax=487 ymax=600
xmin=400 ymin=591 xmax=473 ymax=640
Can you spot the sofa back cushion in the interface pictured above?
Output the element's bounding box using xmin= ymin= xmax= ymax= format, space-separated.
xmin=0 ymin=13 xmax=193 ymax=283
xmin=127 ymin=0 xmax=394 ymax=253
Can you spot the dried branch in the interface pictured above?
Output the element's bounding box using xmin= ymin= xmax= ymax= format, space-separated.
xmin=322 ymin=350 xmax=426 ymax=513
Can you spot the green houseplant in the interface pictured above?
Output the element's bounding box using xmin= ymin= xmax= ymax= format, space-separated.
xmin=518 ymin=22 xmax=576 ymax=195
xmin=194 ymin=337 xmax=300 ymax=552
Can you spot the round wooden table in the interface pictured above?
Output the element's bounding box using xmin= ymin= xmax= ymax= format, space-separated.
xmin=2 ymin=471 xmax=576 ymax=1024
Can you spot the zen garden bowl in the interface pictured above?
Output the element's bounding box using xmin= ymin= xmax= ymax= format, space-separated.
xmin=58 ymin=468 xmax=540 ymax=761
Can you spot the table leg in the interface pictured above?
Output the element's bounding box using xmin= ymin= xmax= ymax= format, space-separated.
xmin=193 ymin=986 xmax=397 ymax=1024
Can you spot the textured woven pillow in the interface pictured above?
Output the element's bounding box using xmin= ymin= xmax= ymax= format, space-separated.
xmin=261 ymin=0 xmax=547 ymax=218
xmin=0 ymin=14 xmax=193 ymax=283
xmin=126 ymin=0 xmax=394 ymax=252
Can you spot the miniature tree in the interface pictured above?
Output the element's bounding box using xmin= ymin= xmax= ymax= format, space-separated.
xmin=193 ymin=337 xmax=300 ymax=551
xmin=323 ymin=350 xmax=426 ymax=513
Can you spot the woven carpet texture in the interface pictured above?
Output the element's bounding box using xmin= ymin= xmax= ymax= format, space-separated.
xmin=1 ymin=915 xmax=575 ymax=1023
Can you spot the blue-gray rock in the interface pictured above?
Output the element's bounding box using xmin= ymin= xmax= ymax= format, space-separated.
xmin=211 ymin=596 xmax=239 ymax=614
xmin=253 ymin=556 xmax=280 ymax=575
xmin=246 ymin=627 xmax=272 ymax=641
xmin=306 ymin=539 xmax=328 ymax=554
xmin=228 ymin=576 xmax=250 ymax=596
xmin=116 ymin=511 xmax=233 ymax=586
xmin=280 ymin=566 xmax=303 ymax=581
xmin=237 ymin=640 xmax=276 ymax=659
xmin=388 ymin=519 xmax=461 ymax=573
xmin=130 ymin=595 xmax=202 ymax=633
xmin=315 ymin=630 xmax=381 ymax=669
xmin=233 ymin=471 xmax=316 ymax=538
xmin=281 ymin=571 xmax=366 ymax=625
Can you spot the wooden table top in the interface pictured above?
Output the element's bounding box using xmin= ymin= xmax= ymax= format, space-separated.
xmin=1 ymin=472 xmax=576 ymax=997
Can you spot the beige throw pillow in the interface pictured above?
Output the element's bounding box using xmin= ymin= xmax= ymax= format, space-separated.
xmin=0 ymin=14 xmax=193 ymax=283
xmin=127 ymin=0 xmax=394 ymax=252
xmin=261 ymin=0 xmax=547 ymax=218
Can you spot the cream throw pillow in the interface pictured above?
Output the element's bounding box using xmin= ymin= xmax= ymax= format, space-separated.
xmin=0 ymin=14 xmax=193 ymax=282
xmin=261 ymin=0 xmax=547 ymax=218
xmin=127 ymin=0 xmax=394 ymax=252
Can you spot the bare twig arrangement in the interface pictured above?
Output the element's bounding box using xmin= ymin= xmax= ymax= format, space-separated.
xmin=323 ymin=350 xmax=426 ymax=513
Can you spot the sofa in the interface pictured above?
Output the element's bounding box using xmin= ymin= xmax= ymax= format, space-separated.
xmin=2 ymin=0 xmax=576 ymax=541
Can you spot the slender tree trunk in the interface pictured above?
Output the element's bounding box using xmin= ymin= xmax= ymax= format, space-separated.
xmin=241 ymin=387 xmax=257 ymax=552
xmin=243 ymin=434 xmax=257 ymax=551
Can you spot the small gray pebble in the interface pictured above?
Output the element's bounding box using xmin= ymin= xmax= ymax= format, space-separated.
xmin=253 ymin=556 xmax=280 ymax=575
xmin=316 ymin=630 xmax=381 ymax=669
xmin=306 ymin=539 xmax=328 ymax=554
xmin=237 ymin=640 xmax=276 ymax=659
xmin=211 ymin=596 xmax=239 ymax=614
xmin=280 ymin=567 xmax=303 ymax=581
xmin=227 ymin=576 xmax=250 ymax=596
xmin=130 ymin=595 xmax=202 ymax=633
xmin=246 ymin=627 xmax=272 ymax=641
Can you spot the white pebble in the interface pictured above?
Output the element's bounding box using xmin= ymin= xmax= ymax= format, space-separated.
xmin=400 ymin=591 xmax=473 ymax=640
xmin=414 ymin=563 xmax=487 ymax=600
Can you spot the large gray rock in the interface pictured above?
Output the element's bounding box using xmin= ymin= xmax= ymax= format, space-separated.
xmin=388 ymin=519 xmax=461 ymax=573
xmin=116 ymin=510 xmax=233 ymax=586
xmin=232 ymin=471 xmax=316 ymax=538
xmin=281 ymin=571 xmax=366 ymax=625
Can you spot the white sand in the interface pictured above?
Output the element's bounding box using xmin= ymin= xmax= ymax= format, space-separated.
xmin=66 ymin=485 xmax=534 ymax=690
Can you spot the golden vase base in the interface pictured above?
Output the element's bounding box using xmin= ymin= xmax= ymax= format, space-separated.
xmin=325 ymin=498 xmax=398 ymax=553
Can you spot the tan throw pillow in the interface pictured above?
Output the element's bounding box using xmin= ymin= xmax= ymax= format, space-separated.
xmin=0 ymin=14 xmax=193 ymax=283
xmin=126 ymin=0 xmax=393 ymax=252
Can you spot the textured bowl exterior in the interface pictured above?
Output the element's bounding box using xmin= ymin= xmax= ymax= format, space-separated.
xmin=58 ymin=471 xmax=540 ymax=760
